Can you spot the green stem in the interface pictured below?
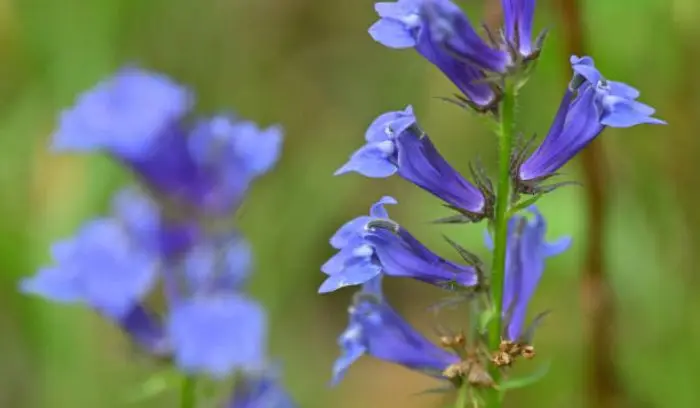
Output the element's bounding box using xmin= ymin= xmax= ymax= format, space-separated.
xmin=180 ymin=376 xmax=197 ymax=408
xmin=486 ymin=80 xmax=517 ymax=407
xmin=455 ymin=382 xmax=470 ymax=408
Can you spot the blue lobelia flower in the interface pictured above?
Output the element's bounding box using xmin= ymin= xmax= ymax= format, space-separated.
xmin=53 ymin=67 xmax=193 ymax=157
xmin=160 ymin=230 xmax=267 ymax=378
xmin=187 ymin=115 xmax=283 ymax=213
xmin=182 ymin=234 xmax=252 ymax=294
xmin=502 ymin=0 xmax=545 ymax=60
xmin=336 ymin=107 xmax=489 ymax=219
xmin=113 ymin=188 xmax=201 ymax=256
xmin=332 ymin=276 xmax=460 ymax=384
xmin=516 ymin=55 xmax=666 ymax=186
xmin=490 ymin=207 xmax=570 ymax=342
xmin=369 ymin=0 xmax=505 ymax=110
xmin=24 ymin=66 xmax=287 ymax=390
xmin=320 ymin=196 xmax=477 ymax=293
xmin=166 ymin=294 xmax=267 ymax=379
xmin=227 ymin=370 xmax=296 ymax=408
xmin=117 ymin=304 xmax=170 ymax=356
xmin=51 ymin=68 xmax=284 ymax=213
xmin=20 ymin=218 xmax=158 ymax=320
xmin=52 ymin=68 xmax=210 ymax=201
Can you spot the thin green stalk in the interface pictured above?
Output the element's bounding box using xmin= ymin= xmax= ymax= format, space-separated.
xmin=486 ymin=80 xmax=517 ymax=407
xmin=455 ymin=382 xmax=470 ymax=408
xmin=180 ymin=376 xmax=197 ymax=408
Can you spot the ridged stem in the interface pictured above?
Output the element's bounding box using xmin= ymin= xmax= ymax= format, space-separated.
xmin=486 ymin=79 xmax=517 ymax=407
xmin=180 ymin=376 xmax=197 ymax=408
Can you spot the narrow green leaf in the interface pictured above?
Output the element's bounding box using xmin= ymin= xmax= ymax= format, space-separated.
xmin=123 ymin=369 xmax=180 ymax=403
xmin=509 ymin=194 xmax=544 ymax=216
xmin=496 ymin=360 xmax=552 ymax=392
xmin=479 ymin=307 xmax=495 ymax=333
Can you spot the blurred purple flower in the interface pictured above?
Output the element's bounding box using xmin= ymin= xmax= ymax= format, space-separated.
xmin=23 ymin=67 xmax=289 ymax=384
xmin=332 ymin=276 xmax=459 ymax=384
xmin=336 ymin=107 xmax=488 ymax=218
xmin=187 ymin=115 xmax=283 ymax=213
xmin=52 ymin=69 xmax=283 ymax=213
xmin=167 ymin=294 xmax=267 ymax=379
xmin=320 ymin=196 xmax=477 ymax=293
xmin=517 ymin=56 xmax=666 ymax=185
xmin=113 ymin=188 xmax=201 ymax=256
xmin=20 ymin=218 xmax=158 ymax=319
xmin=117 ymin=305 xmax=170 ymax=356
xmin=53 ymin=67 xmax=192 ymax=157
xmin=183 ymin=234 xmax=252 ymax=294
xmin=52 ymin=68 xmax=210 ymax=200
xmin=227 ymin=371 xmax=296 ymax=408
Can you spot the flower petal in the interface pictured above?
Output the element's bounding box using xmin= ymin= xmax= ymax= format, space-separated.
xmin=168 ymin=295 xmax=266 ymax=378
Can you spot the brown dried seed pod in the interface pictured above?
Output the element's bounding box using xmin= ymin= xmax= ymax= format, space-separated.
xmin=440 ymin=336 xmax=454 ymax=348
xmin=467 ymin=363 xmax=495 ymax=388
xmin=521 ymin=345 xmax=536 ymax=359
xmin=491 ymin=351 xmax=512 ymax=367
xmin=443 ymin=361 xmax=468 ymax=379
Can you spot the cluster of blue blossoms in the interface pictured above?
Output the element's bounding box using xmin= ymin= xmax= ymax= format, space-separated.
xmin=20 ymin=69 xmax=294 ymax=406
xmin=322 ymin=0 xmax=663 ymax=395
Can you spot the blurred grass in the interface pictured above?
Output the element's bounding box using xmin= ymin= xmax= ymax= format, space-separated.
xmin=0 ymin=0 xmax=696 ymax=407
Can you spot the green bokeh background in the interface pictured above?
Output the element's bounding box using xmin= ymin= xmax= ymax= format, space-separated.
xmin=0 ymin=0 xmax=696 ymax=407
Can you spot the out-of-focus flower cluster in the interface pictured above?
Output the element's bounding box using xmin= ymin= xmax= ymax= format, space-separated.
xmin=21 ymin=68 xmax=294 ymax=406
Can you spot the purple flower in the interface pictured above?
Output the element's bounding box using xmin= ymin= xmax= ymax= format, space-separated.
xmin=20 ymin=219 xmax=158 ymax=319
xmin=369 ymin=0 xmax=502 ymax=109
xmin=25 ymin=66 xmax=290 ymax=388
xmin=113 ymin=188 xmax=201 ymax=256
xmin=51 ymin=69 xmax=283 ymax=213
xmin=517 ymin=56 xmax=666 ymax=184
xmin=117 ymin=304 xmax=170 ymax=356
xmin=332 ymin=276 xmax=459 ymax=384
xmin=487 ymin=207 xmax=570 ymax=341
xmin=52 ymin=68 xmax=210 ymax=200
xmin=228 ymin=371 xmax=296 ymax=408
xmin=182 ymin=235 xmax=252 ymax=292
xmin=320 ymin=197 xmax=477 ymax=293
xmin=187 ymin=115 xmax=283 ymax=213
xmin=53 ymin=67 xmax=192 ymax=157
xmin=167 ymin=294 xmax=267 ymax=379
xmin=502 ymin=0 xmax=544 ymax=60
xmin=336 ymin=107 xmax=488 ymax=218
